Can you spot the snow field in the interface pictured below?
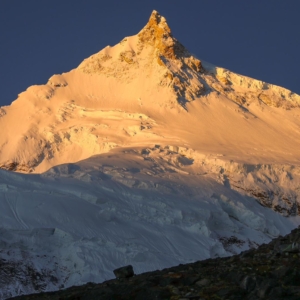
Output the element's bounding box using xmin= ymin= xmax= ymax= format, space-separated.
xmin=0 ymin=148 xmax=299 ymax=298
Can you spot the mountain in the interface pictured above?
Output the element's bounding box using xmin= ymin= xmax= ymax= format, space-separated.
xmin=0 ymin=10 xmax=300 ymax=299
xmin=1 ymin=11 xmax=300 ymax=174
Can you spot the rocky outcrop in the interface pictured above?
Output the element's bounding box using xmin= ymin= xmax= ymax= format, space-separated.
xmin=11 ymin=226 xmax=300 ymax=299
xmin=113 ymin=265 xmax=134 ymax=279
xmin=0 ymin=108 xmax=6 ymax=117
xmin=137 ymin=10 xmax=205 ymax=103
xmin=203 ymin=62 xmax=300 ymax=109
xmin=137 ymin=10 xmax=187 ymax=62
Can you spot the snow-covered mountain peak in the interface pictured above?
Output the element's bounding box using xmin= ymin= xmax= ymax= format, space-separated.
xmin=77 ymin=11 xmax=204 ymax=104
xmin=0 ymin=10 xmax=300 ymax=175
xmin=77 ymin=10 xmax=300 ymax=110
xmin=1 ymin=10 xmax=300 ymax=299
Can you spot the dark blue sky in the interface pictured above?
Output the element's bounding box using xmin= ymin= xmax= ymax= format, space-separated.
xmin=0 ymin=1 xmax=299 ymax=106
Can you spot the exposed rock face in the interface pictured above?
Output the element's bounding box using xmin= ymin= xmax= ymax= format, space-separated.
xmin=137 ymin=10 xmax=202 ymax=73
xmin=0 ymin=108 xmax=6 ymax=117
xmin=138 ymin=10 xmax=185 ymax=61
xmin=204 ymin=63 xmax=300 ymax=108
xmin=137 ymin=10 xmax=204 ymax=102
xmin=47 ymin=74 xmax=68 ymax=87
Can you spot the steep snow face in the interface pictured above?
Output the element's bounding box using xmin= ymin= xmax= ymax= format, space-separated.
xmin=0 ymin=11 xmax=299 ymax=174
xmin=0 ymin=148 xmax=299 ymax=299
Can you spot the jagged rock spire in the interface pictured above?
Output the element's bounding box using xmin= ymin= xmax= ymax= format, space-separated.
xmin=147 ymin=10 xmax=172 ymax=35
xmin=138 ymin=10 xmax=180 ymax=60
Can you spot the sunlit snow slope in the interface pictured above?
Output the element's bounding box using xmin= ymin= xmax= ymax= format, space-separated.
xmin=0 ymin=10 xmax=300 ymax=299
xmin=1 ymin=11 xmax=300 ymax=174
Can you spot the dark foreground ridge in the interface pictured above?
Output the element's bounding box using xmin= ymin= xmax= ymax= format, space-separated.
xmin=11 ymin=226 xmax=300 ymax=300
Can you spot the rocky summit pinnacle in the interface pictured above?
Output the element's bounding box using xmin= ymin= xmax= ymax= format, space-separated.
xmin=144 ymin=10 xmax=172 ymax=35
xmin=138 ymin=10 xmax=175 ymax=57
xmin=138 ymin=10 xmax=201 ymax=65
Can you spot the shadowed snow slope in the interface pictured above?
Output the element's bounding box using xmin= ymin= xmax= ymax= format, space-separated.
xmin=0 ymin=148 xmax=299 ymax=299
xmin=0 ymin=10 xmax=300 ymax=299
